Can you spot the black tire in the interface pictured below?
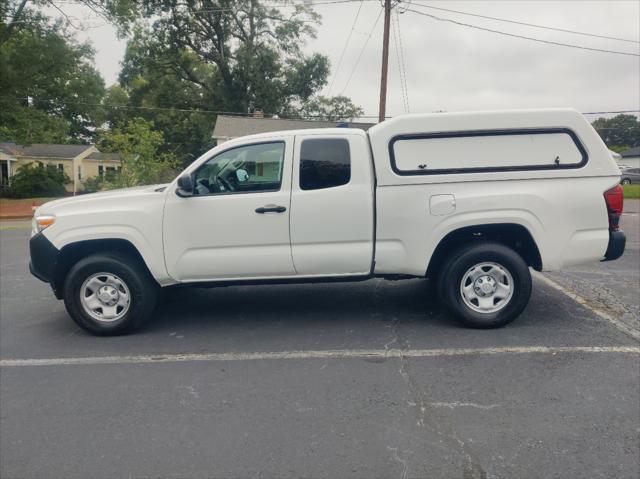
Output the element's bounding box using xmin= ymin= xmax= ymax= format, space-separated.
xmin=621 ymin=178 xmax=631 ymax=185
xmin=437 ymin=242 xmax=532 ymax=329
xmin=63 ymin=252 xmax=158 ymax=335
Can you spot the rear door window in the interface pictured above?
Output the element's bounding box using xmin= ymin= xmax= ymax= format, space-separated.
xmin=299 ymin=138 xmax=351 ymax=190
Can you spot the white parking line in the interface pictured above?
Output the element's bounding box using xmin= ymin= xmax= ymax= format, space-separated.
xmin=534 ymin=271 xmax=640 ymax=341
xmin=1 ymin=346 xmax=638 ymax=367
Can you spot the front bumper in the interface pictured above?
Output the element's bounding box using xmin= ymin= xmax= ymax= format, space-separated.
xmin=603 ymin=230 xmax=626 ymax=261
xmin=29 ymin=232 xmax=59 ymax=284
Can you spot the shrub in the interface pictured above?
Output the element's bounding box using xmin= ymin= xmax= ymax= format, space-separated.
xmin=7 ymin=162 xmax=70 ymax=198
xmin=82 ymin=175 xmax=109 ymax=193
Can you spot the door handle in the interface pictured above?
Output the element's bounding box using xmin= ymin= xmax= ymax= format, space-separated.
xmin=255 ymin=205 xmax=286 ymax=214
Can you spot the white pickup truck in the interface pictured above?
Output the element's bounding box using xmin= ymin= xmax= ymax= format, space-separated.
xmin=29 ymin=109 xmax=626 ymax=335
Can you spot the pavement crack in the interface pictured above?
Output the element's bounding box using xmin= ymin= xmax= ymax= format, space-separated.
xmin=387 ymin=446 xmax=412 ymax=479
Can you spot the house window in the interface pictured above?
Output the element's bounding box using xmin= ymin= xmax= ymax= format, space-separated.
xmin=58 ymin=164 xmax=64 ymax=172
xmin=77 ymin=166 xmax=82 ymax=180
xmin=98 ymin=165 xmax=104 ymax=177
xmin=105 ymin=166 xmax=117 ymax=180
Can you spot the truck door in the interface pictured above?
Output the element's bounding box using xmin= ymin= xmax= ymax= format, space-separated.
xmin=290 ymin=133 xmax=375 ymax=276
xmin=163 ymin=138 xmax=296 ymax=281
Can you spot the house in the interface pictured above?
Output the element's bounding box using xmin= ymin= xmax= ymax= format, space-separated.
xmin=619 ymin=146 xmax=640 ymax=168
xmin=212 ymin=114 xmax=375 ymax=145
xmin=0 ymin=146 xmax=17 ymax=190
xmin=0 ymin=143 xmax=122 ymax=193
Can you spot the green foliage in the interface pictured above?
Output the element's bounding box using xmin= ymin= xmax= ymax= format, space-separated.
xmin=110 ymin=1 xmax=364 ymax=165
xmin=0 ymin=8 xmax=105 ymax=143
xmin=592 ymin=115 xmax=640 ymax=150
xmin=2 ymin=1 xmax=364 ymax=169
xmin=98 ymin=118 xmax=179 ymax=187
xmin=294 ymin=96 xmax=364 ymax=121
xmin=7 ymin=162 xmax=70 ymax=198
xmin=623 ymin=184 xmax=640 ymax=199
xmin=82 ymin=175 xmax=109 ymax=193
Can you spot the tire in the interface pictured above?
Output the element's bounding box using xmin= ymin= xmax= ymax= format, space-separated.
xmin=437 ymin=242 xmax=532 ymax=329
xmin=63 ymin=252 xmax=158 ymax=335
xmin=621 ymin=178 xmax=631 ymax=185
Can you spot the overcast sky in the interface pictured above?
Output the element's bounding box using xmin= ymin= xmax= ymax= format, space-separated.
xmin=43 ymin=0 xmax=640 ymax=120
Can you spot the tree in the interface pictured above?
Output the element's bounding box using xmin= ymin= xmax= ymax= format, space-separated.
xmin=7 ymin=162 xmax=70 ymax=198
xmin=112 ymin=33 xmax=218 ymax=166
xmin=106 ymin=1 xmax=364 ymax=166
xmin=592 ymin=114 xmax=640 ymax=151
xmin=294 ymin=96 xmax=364 ymax=121
xmin=98 ymin=117 xmax=179 ymax=187
xmin=0 ymin=8 xmax=106 ymax=143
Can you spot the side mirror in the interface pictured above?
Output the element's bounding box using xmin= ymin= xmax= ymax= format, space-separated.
xmin=176 ymin=174 xmax=194 ymax=197
xmin=236 ymin=168 xmax=249 ymax=182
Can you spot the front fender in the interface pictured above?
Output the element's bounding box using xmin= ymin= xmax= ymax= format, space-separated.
xmin=44 ymin=224 xmax=174 ymax=285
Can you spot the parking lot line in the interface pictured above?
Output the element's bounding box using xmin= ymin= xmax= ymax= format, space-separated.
xmin=1 ymin=345 xmax=638 ymax=368
xmin=534 ymin=271 xmax=640 ymax=340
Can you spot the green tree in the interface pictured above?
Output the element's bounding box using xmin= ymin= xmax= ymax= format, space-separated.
xmin=7 ymin=162 xmax=70 ymax=198
xmin=98 ymin=117 xmax=179 ymax=187
xmin=108 ymin=0 xmax=364 ymax=166
xmin=294 ymin=95 xmax=364 ymax=121
xmin=592 ymin=114 xmax=640 ymax=151
xmin=0 ymin=7 xmax=106 ymax=143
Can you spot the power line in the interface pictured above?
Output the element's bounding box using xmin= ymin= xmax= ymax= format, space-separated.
xmin=409 ymin=3 xmax=640 ymax=45
xmin=404 ymin=7 xmax=640 ymax=57
xmin=340 ymin=7 xmax=383 ymax=95
xmin=4 ymin=95 xmax=383 ymax=119
xmin=327 ymin=0 xmax=364 ymax=96
xmin=394 ymin=7 xmax=410 ymax=113
xmin=5 ymin=96 xmax=639 ymax=119
xmin=391 ymin=8 xmax=407 ymax=113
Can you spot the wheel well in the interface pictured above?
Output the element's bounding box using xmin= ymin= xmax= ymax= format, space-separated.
xmin=52 ymin=239 xmax=156 ymax=298
xmin=426 ymin=224 xmax=542 ymax=277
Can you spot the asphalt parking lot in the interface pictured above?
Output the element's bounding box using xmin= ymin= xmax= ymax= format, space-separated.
xmin=1 ymin=204 xmax=639 ymax=479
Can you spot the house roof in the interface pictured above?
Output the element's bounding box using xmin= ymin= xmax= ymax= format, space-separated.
xmin=0 ymin=142 xmax=93 ymax=159
xmin=86 ymin=151 xmax=123 ymax=161
xmin=212 ymin=115 xmax=375 ymax=139
xmin=620 ymin=146 xmax=640 ymax=157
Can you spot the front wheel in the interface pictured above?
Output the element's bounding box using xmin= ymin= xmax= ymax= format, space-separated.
xmin=63 ymin=253 xmax=158 ymax=335
xmin=438 ymin=242 xmax=532 ymax=328
xmin=621 ymin=178 xmax=631 ymax=185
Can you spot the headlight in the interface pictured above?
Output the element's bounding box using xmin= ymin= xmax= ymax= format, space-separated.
xmin=32 ymin=215 xmax=56 ymax=236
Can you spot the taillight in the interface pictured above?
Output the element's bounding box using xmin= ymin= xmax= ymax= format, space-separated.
xmin=603 ymin=185 xmax=624 ymax=231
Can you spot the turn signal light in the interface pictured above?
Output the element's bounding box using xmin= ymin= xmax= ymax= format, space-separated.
xmin=32 ymin=215 xmax=56 ymax=235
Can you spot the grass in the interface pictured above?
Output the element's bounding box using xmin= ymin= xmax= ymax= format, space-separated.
xmin=623 ymin=184 xmax=640 ymax=199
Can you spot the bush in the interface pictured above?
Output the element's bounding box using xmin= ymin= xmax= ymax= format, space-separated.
xmin=82 ymin=175 xmax=109 ymax=193
xmin=7 ymin=162 xmax=70 ymax=198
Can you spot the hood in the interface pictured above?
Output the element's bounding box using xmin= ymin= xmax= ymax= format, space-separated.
xmin=36 ymin=184 xmax=169 ymax=215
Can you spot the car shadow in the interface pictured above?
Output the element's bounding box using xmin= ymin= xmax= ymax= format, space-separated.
xmin=145 ymin=278 xmax=454 ymax=333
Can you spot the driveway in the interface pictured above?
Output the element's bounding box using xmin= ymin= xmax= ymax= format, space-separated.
xmin=1 ymin=206 xmax=638 ymax=479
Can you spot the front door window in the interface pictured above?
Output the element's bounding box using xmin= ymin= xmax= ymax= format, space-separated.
xmin=193 ymin=142 xmax=285 ymax=195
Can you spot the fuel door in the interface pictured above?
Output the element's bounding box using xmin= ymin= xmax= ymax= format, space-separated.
xmin=430 ymin=194 xmax=456 ymax=216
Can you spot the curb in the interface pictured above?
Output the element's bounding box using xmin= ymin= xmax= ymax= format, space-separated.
xmin=0 ymin=216 xmax=33 ymax=220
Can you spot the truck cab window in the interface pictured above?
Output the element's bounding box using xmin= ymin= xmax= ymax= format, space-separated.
xmin=300 ymin=138 xmax=351 ymax=190
xmin=193 ymin=142 xmax=285 ymax=195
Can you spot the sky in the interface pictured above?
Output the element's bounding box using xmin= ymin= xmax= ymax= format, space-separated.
xmin=42 ymin=0 xmax=640 ymax=121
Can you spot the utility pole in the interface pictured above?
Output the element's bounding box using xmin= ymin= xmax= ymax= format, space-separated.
xmin=378 ymin=0 xmax=392 ymax=123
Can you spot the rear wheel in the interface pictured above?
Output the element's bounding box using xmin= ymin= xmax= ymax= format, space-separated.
xmin=63 ymin=253 xmax=157 ymax=335
xmin=621 ymin=178 xmax=631 ymax=185
xmin=438 ymin=242 xmax=532 ymax=328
